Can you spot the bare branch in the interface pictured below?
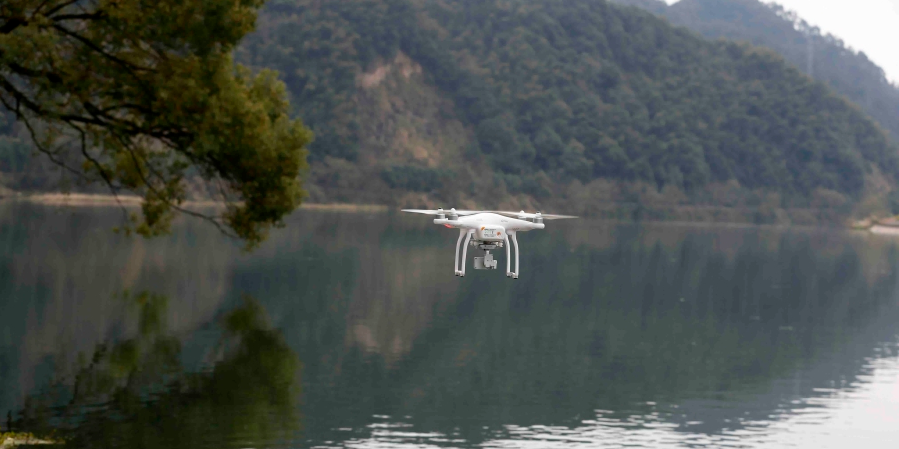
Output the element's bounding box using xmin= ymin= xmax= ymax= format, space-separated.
xmin=74 ymin=123 xmax=133 ymax=226
xmin=52 ymin=24 xmax=155 ymax=74
xmin=113 ymin=133 xmax=238 ymax=239
xmin=20 ymin=114 xmax=93 ymax=179
xmin=0 ymin=17 xmax=26 ymax=34
xmin=51 ymin=13 xmax=105 ymax=22
xmin=42 ymin=0 xmax=85 ymax=19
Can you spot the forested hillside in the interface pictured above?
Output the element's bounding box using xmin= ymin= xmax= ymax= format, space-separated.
xmin=611 ymin=0 xmax=899 ymax=144
xmin=232 ymin=0 xmax=899 ymax=216
xmin=4 ymin=0 xmax=899 ymax=223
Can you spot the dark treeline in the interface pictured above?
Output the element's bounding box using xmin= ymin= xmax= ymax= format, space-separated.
xmin=239 ymin=0 xmax=898 ymax=203
xmin=612 ymin=0 xmax=899 ymax=145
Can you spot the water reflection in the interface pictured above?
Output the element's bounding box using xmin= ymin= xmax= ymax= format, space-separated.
xmin=9 ymin=293 xmax=301 ymax=449
xmin=3 ymin=204 xmax=899 ymax=448
xmin=278 ymin=222 xmax=899 ymax=447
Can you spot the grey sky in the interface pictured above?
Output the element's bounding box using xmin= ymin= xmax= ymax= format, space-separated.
xmin=666 ymin=0 xmax=899 ymax=84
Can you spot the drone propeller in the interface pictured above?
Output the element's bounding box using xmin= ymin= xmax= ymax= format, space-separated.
xmin=401 ymin=208 xmax=483 ymax=216
xmin=491 ymin=210 xmax=578 ymax=220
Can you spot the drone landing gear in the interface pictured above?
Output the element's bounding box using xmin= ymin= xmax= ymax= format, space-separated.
xmin=454 ymin=229 xmax=519 ymax=278
xmin=505 ymin=231 xmax=519 ymax=279
xmin=455 ymin=229 xmax=472 ymax=276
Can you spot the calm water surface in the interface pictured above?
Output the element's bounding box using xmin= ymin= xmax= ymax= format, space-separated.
xmin=1 ymin=202 xmax=899 ymax=448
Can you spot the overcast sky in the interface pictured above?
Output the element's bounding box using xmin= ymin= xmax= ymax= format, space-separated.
xmin=666 ymin=0 xmax=899 ymax=84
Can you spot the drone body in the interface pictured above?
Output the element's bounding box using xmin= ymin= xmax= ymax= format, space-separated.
xmin=402 ymin=208 xmax=577 ymax=278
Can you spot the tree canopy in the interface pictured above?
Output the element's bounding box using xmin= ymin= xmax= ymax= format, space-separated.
xmin=0 ymin=0 xmax=312 ymax=247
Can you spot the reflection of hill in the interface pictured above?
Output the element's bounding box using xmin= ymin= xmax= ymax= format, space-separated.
xmin=667 ymin=304 xmax=899 ymax=437
xmin=258 ymin=223 xmax=899 ymax=445
xmin=5 ymin=205 xmax=899 ymax=446
xmin=229 ymin=212 xmax=465 ymax=367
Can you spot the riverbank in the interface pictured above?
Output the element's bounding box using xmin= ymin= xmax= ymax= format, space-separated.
xmin=0 ymin=190 xmax=863 ymax=228
xmin=0 ymin=192 xmax=388 ymax=212
xmin=0 ymin=432 xmax=61 ymax=448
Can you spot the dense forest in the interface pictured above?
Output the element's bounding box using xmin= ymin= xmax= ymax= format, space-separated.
xmin=237 ymin=0 xmax=898 ymax=210
xmin=611 ymin=0 xmax=899 ymax=144
xmin=4 ymin=0 xmax=899 ymax=221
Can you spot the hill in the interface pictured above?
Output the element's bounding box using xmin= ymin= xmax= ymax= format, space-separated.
xmin=611 ymin=0 xmax=899 ymax=145
xmin=233 ymin=0 xmax=899 ymax=219
xmin=4 ymin=0 xmax=899 ymax=224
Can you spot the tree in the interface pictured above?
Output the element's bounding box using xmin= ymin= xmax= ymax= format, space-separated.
xmin=0 ymin=0 xmax=312 ymax=248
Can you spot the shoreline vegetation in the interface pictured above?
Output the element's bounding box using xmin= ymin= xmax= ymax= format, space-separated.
xmin=0 ymin=191 xmax=388 ymax=213
xmin=0 ymin=432 xmax=61 ymax=448
xmin=3 ymin=189 xmax=894 ymax=232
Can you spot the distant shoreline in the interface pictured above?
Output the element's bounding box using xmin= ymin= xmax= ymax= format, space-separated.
xmin=0 ymin=192 xmax=388 ymax=212
xmin=0 ymin=432 xmax=60 ymax=448
xmin=0 ymin=191 xmax=878 ymax=231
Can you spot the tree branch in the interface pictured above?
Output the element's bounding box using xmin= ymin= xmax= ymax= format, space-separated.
xmin=52 ymin=24 xmax=155 ymax=74
xmin=20 ymin=114 xmax=93 ymax=179
xmin=0 ymin=17 xmax=26 ymax=35
xmin=42 ymin=0 xmax=86 ymax=19
xmin=114 ymin=133 xmax=238 ymax=239
xmin=0 ymin=75 xmax=52 ymax=116
xmin=74 ymin=123 xmax=133 ymax=227
xmin=51 ymin=13 xmax=105 ymax=22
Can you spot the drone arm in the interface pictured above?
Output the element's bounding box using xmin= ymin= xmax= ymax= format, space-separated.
xmin=454 ymin=228 xmax=466 ymax=274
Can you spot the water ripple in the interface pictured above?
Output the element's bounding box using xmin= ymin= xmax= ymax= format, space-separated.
xmin=329 ymin=342 xmax=899 ymax=448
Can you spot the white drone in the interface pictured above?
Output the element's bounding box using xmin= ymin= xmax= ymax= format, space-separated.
xmin=402 ymin=208 xmax=577 ymax=278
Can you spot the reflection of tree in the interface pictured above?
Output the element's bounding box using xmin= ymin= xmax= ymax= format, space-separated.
xmin=11 ymin=293 xmax=301 ymax=449
xmin=0 ymin=203 xmax=246 ymax=410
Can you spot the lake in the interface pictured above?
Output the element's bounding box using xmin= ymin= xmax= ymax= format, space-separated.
xmin=1 ymin=202 xmax=898 ymax=448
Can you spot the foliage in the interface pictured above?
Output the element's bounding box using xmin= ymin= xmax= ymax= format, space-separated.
xmin=239 ymin=0 xmax=899 ymax=204
xmin=380 ymin=165 xmax=448 ymax=192
xmin=614 ymin=0 xmax=899 ymax=145
xmin=0 ymin=0 xmax=312 ymax=247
